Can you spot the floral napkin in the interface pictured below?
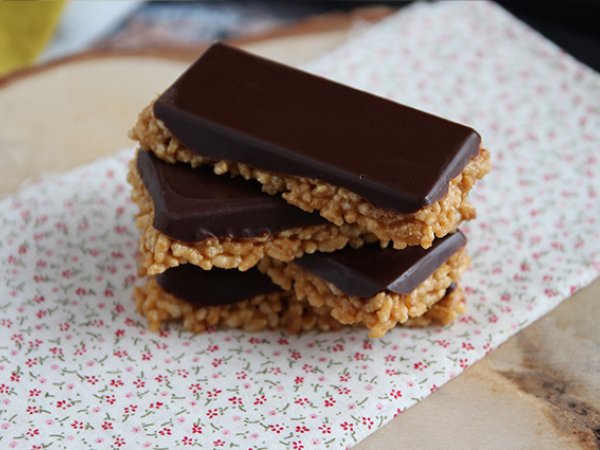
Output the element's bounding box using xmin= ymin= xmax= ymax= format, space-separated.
xmin=1 ymin=2 xmax=599 ymax=449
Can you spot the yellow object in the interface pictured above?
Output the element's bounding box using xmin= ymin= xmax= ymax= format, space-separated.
xmin=0 ymin=0 xmax=66 ymax=75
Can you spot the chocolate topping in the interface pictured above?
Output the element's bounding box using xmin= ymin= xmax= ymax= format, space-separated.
xmin=295 ymin=231 xmax=466 ymax=298
xmin=154 ymin=43 xmax=481 ymax=213
xmin=445 ymin=282 xmax=458 ymax=295
xmin=156 ymin=265 xmax=281 ymax=307
xmin=136 ymin=150 xmax=325 ymax=243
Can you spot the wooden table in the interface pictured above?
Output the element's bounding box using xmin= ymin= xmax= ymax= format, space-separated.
xmin=1 ymin=9 xmax=598 ymax=449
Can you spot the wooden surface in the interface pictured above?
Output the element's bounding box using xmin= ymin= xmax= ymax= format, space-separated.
xmin=0 ymin=6 xmax=391 ymax=196
xmin=1 ymin=11 xmax=599 ymax=450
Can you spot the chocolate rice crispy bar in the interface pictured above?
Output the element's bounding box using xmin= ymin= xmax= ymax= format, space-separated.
xmin=130 ymin=103 xmax=490 ymax=250
xmin=135 ymin=274 xmax=464 ymax=335
xmin=128 ymin=154 xmax=374 ymax=275
xmin=135 ymin=277 xmax=342 ymax=334
xmin=258 ymin=248 xmax=470 ymax=338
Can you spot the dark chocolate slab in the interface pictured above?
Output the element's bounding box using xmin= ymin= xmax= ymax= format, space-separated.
xmin=154 ymin=43 xmax=481 ymax=213
xmin=136 ymin=150 xmax=325 ymax=243
xmin=295 ymin=231 xmax=466 ymax=298
xmin=157 ymin=265 xmax=281 ymax=307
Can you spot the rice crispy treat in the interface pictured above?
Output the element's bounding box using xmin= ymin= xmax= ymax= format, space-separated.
xmin=258 ymin=249 xmax=470 ymax=338
xmin=135 ymin=276 xmax=465 ymax=335
xmin=135 ymin=277 xmax=343 ymax=334
xmin=128 ymin=158 xmax=374 ymax=275
xmin=130 ymin=103 xmax=490 ymax=250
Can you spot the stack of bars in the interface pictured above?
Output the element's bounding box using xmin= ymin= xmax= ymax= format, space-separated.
xmin=127 ymin=43 xmax=491 ymax=338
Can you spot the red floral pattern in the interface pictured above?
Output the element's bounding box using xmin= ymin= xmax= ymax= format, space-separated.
xmin=1 ymin=2 xmax=599 ymax=448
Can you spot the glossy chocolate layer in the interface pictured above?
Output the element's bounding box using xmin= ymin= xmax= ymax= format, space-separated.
xmin=136 ymin=150 xmax=325 ymax=243
xmin=157 ymin=265 xmax=281 ymax=307
xmin=154 ymin=43 xmax=481 ymax=213
xmin=295 ymin=231 xmax=466 ymax=298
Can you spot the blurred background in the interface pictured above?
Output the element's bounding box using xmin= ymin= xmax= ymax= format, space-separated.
xmin=1 ymin=0 xmax=600 ymax=77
